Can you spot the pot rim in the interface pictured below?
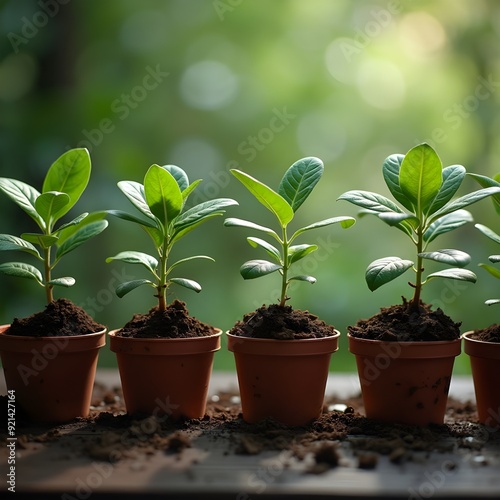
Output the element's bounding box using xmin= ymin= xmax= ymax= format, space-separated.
xmin=347 ymin=332 xmax=461 ymax=358
xmin=462 ymin=330 xmax=500 ymax=359
xmin=0 ymin=324 xmax=107 ymax=339
xmin=226 ymin=329 xmax=340 ymax=356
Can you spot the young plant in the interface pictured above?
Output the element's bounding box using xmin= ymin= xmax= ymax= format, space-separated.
xmin=224 ymin=157 xmax=356 ymax=307
xmin=106 ymin=164 xmax=237 ymax=311
xmin=338 ymin=143 xmax=500 ymax=314
xmin=469 ymin=172 xmax=500 ymax=305
xmin=0 ymin=148 xmax=108 ymax=304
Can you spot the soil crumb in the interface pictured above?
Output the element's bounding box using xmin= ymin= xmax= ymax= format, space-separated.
xmin=6 ymin=298 xmax=105 ymax=337
xmin=229 ymin=303 xmax=336 ymax=340
xmin=348 ymin=298 xmax=461 ymax=342
xmin=117 ymin=300 xmax=216 ymax=338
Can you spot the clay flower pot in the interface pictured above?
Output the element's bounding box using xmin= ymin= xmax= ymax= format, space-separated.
xmin=227 ymin=330 xmax=340 ymax=426
xmin=109 ymin=329 xmax=222 ymax=419
xmin=462 ymin=331 xmax=500 ymax=427
xmin=0 ymin=324 xmax=106 ymax=423
xmin=348 ymin=333 xmax=461 ymax=426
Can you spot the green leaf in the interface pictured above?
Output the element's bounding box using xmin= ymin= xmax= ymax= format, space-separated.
xmin=486 ymin=299 xmax=500 ymax=306
xmin=479 ymin=263 xmax=500 ymax=279
xmin=418 ymin=249 xmax=471 ymax=267
xmin=173 ymin=198 xmax=238 ymax=233
xmin=54 ymin=213 xmax=89 ymax=234
xmin=288 ymin=275 xmax=317 ymax=284
xmin=288 ymin=244 xmax=318 ymax=264
xmin=231 ymin=169 xmax=293 ymax=227
xmin=55 ymin=220 xmax=108 ymax=261
xmin=168 ymin=255 xmax=214 ymax=273
xmin=468 ymin=172 xmax=500 ymax=215
xmin=423 ymin=210 xmax=473 ymax=243
xmin=144 ymin=164 xmax=183 ymax=226
xmin=106 ymin=251 xmax=158 ymax=274
xmin=162 ymin=165 xmax=189 ymax=192
xmin=426 ymin=165 xmax=466 ymax=215
xmin=181 ymin=179 xmax=202 ymax=201
xmin=291 ymin=216 xmax=355 ymax=240
xmin=0 ymin=234 xmax=41 ymax=259
xmin=42 ymin=148 xmax=91 ymax=220
xmin=48 ymin=277 xmax=75 ymax=287
xmin=0 ymin=262 xmax=43 ymax=284
xmin=365 ymin=257 xmax=414 ymax=291
xmin=117 ymin=180 xmax=157 ymax=221
xmin=170 ymin=278 xmax=202 ymax=293
xmin=55 ymin=211 xmax=107 ymax=245
xmin=377 ymin=212 xmax=418 ymax=227
xmin=247 ymin=237 xmax=281 ymax=262
xmin=21 ymin=233 xmax=58 ymax=249
xmin=338 ymin=190 xmax=406 ymax=215
xmin=240 ymin=259 xmax=282 ymax=279
xmin=399 ymin=143 xmax=443 ymax=214
xmin=430 ymin=187 xmax=500 ymax=222
xmin=382 ymin=153 xmax=413 ymax=211
xmin=277 ymin=156 xmax=323 ymax=212
xmin=0 ymin=178 xmax=44 ymax=229
xmin=116 ymin=279 xmax=155 ymax=298
xmin=143 ymin=226 xmax=165 ymax=248
xmin=475 ymin=224 xmax=500 ymax=245
xmin=223 ymin=217 xmax=278 ymax=239
xmin=426 ymin=268 xmax=477 ymax=283
xmin=106 ymin=209 xmax=159 ymax=229
xmin=35 ymin=191 xmax=70 ymax=227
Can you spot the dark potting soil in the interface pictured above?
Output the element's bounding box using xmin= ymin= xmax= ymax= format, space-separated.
xmin=348 ymin=298 xmax=461 ymax=342
xmin=0 ymin=383 xmax=494 ymax=474
xmin=116 ymin=300 xmax=217 ymax=338
xmin=6 ymin=298 xmax=105 ymax=337
xmin=229 ymin=303 xmax=336 ymax=340
xmin=470 ymin=323 xmax=500 ymax=343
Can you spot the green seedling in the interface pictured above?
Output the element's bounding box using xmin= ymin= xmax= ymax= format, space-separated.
xmin=106 ymin=164 xmax=237 ymax=311
xmin=338 ymin=143 xmax=500 ymax=314
xmin=0 ymin=148 xmax=108 ymax=303
xmin=469 ymin=172 xmax=500 ymax=305
xmin=224 ymin=157 xmax=356 ymax=307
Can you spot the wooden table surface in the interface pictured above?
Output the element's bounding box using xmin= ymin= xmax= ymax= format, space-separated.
xmin=1 ymin=371 xmax=498 ymax=500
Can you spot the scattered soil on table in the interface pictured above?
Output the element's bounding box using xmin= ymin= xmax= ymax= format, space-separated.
xmin=348 ymin=298 xmax=461 ymax=342
xmin=116 ymin=300 xmax=217 ymax=338
xmin=5 ymin=298 xmax=105 ymax=337
xmin=229 ymin=303 xmax=336 ymax=340
xmin=1 ymin=382 xmax=497 ymax=474
xmin=470 ymin=323 xmax=500 ymax=343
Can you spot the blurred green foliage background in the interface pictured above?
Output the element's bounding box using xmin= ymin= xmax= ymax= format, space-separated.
xmin=0 ymin=0 xmax=498 ymax=373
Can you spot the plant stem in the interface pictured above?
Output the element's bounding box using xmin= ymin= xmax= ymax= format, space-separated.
xmin=410 ymin=227 xmax=424 ymax=313
xmin=44 ymin=247 xmax=53 ymax=304
xmin=157 ymin=236 xmax=169 ymax=312
xmin=279 ymin=226 xmax=288 ymax=307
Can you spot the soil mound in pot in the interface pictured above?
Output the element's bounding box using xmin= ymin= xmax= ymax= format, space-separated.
xmin=348 ymin=298 xmax=461 ymax=342
xmin=470 ymin=323 xmax=500 ymax=343
xmin=229 ymin=303 xmax=336 ymax=340
xmin=6 ymin=298 xmax=105 ymax=337
xmin=116 ymin=300 xmax=216 ymax=338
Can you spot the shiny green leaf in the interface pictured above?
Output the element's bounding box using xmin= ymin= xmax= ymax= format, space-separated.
xmin=170 ymin=277 xmax=202 ymax=293
xmin=247 ymin=237 xmax=281 ymax=262
xmin=382 ymin=153 xmax=413 ymax=211
xmin=106 ymin=251 xmax=158 ymax=274
xmin=55 ymin=220 xmax=108 ymax=261
xmin=240 ymin=259 xmax=282 ymax=279
xmin=288 ymin=244 xmax=317 ymax=264
xmin=116 ymin=279 xmax=155 ymax=298
xmin=426 ymin=165 xmax=466 ymax=215
xmin=0 ymin=234 xmax=41 ymax=259
xmin=365 ymin=257 xmax=414 ymax=291
xmin=0 ymin=178 xmax=44 ymax=229
xmin=426 ymin=268 xmax=477 ymax=283
xmin=424 ymin=210 xmax=473 ymax=243
xmin=0 ymin=262 xmax=43 ymax=284
xmin=48 ymin=277 xmax=75 ymax=287
xmin=418 ymin=249 xmax=471 ymax=267
xmin=35 ymin=191 xmax=70 ymax=227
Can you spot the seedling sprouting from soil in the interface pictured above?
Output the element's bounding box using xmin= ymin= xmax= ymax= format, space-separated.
xmin=339 ymin=143 xmax=500 ymax=314
xmin=0 ymin=148 xmax=108 ymax=303
xmin=106 ymin=164 xmax=237 ymax=311
xmin=224 ymin=157 xmax=355 ymax=306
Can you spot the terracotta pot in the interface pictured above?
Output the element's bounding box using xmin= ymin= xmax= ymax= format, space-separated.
xmin=0 ymin=324 xmax=106 ymax=423
xmin=463 ymin=331 xmax=500 ymax=428
xmin=226 ymin=330 xmax=340 ymax=426
xmin=348 ymin=333 xmax=461 ymax=426
xmin=109 ymin=329 xmax=221 ymax=419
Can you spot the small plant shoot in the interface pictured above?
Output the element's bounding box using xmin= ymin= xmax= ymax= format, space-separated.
xmin=224 ymin=157 xmax=355 ymax=306
xmin=106 ymin=164 xmax=237 ymax=311
xmin=338 ymin=143 xmax=500 ymax=314
xmin=470 ymin=172 xmax=500 ymax=305
xmin=0 ymin=148 xmax=108 ymax=304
